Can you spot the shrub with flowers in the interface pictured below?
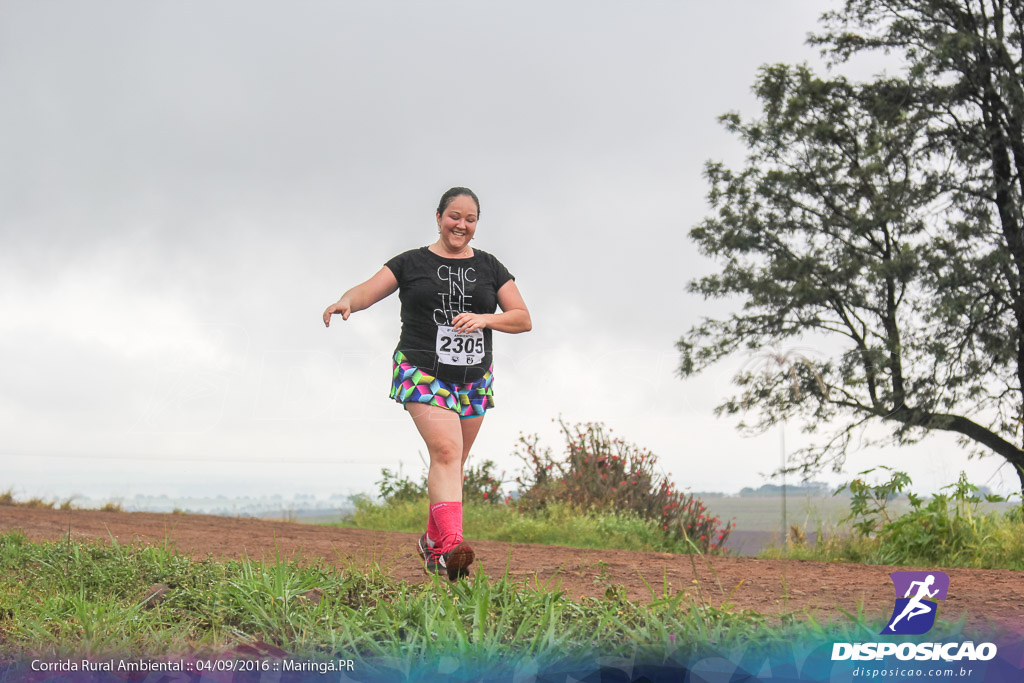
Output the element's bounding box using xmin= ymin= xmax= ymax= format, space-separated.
xmin=462 ymin=459 xmax=506 ymax=504
xmin=513 ymin=419 xmax=734 ymax=553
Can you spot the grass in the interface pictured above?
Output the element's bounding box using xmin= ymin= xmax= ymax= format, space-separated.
xmin=338 ymin=497 xmax=702 ymax=554
xmin=0 ymin=531 xmax=991 ymax=672
xmin=0 ymin=488 xmax=117 ymax=513
xmin=341 ymin=491 xmax=1024 ymax=570
xmin=758 ymin=514 xmax=1024 ymax=569
xmin=755 ymin=488 xmax=1024 ymax=570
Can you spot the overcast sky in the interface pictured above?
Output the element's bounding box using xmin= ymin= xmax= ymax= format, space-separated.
xmin=2 ymin=0 xmax=1018 ymax=506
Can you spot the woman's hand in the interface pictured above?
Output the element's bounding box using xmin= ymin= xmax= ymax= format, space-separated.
xmin=451 ymin=312 xmax=488 ymax=333
xmin=323 ymin=298 xmax=352 ymax=326
xmin=324 ymin=268 xmax=399 ymax=327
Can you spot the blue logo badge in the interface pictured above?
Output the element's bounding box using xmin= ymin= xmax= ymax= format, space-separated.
xmin=881 ymin=571 xmax=949 ymax=635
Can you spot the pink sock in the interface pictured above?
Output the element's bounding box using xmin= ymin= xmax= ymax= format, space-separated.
xmin=429 ymin=501 xmax=464 ymax=551
xmin=426 ymin=508 xmax=440 ymax=547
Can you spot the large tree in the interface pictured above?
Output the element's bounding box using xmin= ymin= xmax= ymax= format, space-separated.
xmin=678 ymin=0 xmax=1024 ymax=493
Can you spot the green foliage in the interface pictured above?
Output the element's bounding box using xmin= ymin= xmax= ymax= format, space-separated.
xmin=2 ymin=531 xmax=931 ymax=666
xmin=369 ymin=421 xmax=731 ymax=553
xmin=763 ymin=470 xmax=1024 ymax=569
xmin=376 ymin=460 xmax=506 ymax=506
xmin=835 ymin=466 xmax=913 ymax=536
xmin=340 ymin=498 xmax=702 ymax=554
xmin=461 ymin=459 xmax=506 ymax=505
xmin=870 ymin=471 xmax=1012 ymax=566
xmin=376 ymin=467 xmax=427 ymax=504
xmin=513 ymin=420 xmax=733 ymax=553
xmin=346 ymin=492 xmax=428 ymax=531
xmin=219 ymin=557 xmax=343 ymax=648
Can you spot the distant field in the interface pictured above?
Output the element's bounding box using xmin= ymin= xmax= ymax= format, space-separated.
xmin=704 ymin=496 xmax=1019 ymax=534
xmin=258 ymin=509 xmax=352 ymax=524
xmin=706 ymin=496 xmax=852 ymax=535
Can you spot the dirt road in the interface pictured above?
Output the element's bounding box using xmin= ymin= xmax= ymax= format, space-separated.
xmin=2 ymin=507 xmax=1021 ymax=634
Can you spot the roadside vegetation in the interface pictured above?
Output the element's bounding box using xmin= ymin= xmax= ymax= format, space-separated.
xmin=343 ymin=497 xmax=701 ymax=555
xmin=0 ymin=530 xmax=979 ymax=668
xmin=340 ymin=419 xmax=734 ymax=555
xmin=758 ymin=469 xmax=1024 ymax=570
xmin=0 ymin=491 xmax=122 ymax=512
xmin=348 ymin=450 xmax=1024 ymax=570
xmin=343 ymin=421 xmax=1024 ymax=571
xmin=2 ymin=445 xmax=1018 ymax=666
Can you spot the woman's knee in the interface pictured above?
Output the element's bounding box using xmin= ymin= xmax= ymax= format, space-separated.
xmin=428 ymin=439 xmax=462 ymax=467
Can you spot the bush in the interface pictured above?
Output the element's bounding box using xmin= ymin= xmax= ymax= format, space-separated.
xmin=874 ymin=471 xmax=1011 ymax=566
xmin=376 ymin=467 xmax=427 ymax=504
xmin=512 ymin=419 xmax=733 ymax=553
xmin=835 ymin=466 xmax=912 ymax=536
xmin=804 ymin=468 xmax=1024 ymax=568
xmin=461 ymin=459 xmax=506 ymax=504
xmin=376 ymin=460 xmax=507 ymax=506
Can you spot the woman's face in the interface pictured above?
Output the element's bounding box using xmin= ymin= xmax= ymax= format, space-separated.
xmin=436 ymin=194 xmax=478 ymax=252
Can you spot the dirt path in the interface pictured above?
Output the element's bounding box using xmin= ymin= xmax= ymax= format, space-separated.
xmin=2 ymin=507 xmax=1022 ymax=634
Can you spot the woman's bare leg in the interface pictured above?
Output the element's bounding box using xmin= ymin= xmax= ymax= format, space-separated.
xmin=407 ymin=403 xmax=464 ymax=504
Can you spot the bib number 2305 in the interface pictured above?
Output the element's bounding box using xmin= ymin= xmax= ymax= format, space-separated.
xmin=436 ymin=326 xmax=484 ymax=366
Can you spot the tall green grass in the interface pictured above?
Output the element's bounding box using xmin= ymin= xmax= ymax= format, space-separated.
xmin=759 ymin=516 xmax=1024 ymax=569
xmin=2 ymin=530 xmax=980 ymax=671
xmin=339 ymin=497 xmax=698 ymax=554
xmin=760 ymin=470 xmax=1024 ymax=570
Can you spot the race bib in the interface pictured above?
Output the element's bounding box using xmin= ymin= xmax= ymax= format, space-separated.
xmin=435 ymin=325 xmax=484 ymax=366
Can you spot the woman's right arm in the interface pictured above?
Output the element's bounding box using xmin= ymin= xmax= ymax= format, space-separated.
xmin=323 ymin=266 xmax=398 ymax=326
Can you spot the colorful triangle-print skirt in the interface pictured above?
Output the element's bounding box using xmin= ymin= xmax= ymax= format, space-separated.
xmin=389 ymin=350 xmax=494 ymax=418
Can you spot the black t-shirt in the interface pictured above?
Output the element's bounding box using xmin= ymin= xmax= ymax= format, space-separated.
xmin=385 ymin=246 xmax=515 ymax=383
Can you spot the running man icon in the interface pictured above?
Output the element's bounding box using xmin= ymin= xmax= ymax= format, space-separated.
xmin=888 ymin=575 xmax=938 ymax=630
xmin=882 ymin=571 xmax=949 ymax=635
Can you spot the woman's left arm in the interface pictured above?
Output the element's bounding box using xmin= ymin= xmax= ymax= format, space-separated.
xmin=451 ymin=280 xmax=532 ymax=334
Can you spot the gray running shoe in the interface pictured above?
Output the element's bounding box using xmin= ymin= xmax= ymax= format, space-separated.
xmin=417 ymin=533 xmax=432 ymax=561
xmin=424 ymin=541 xmax=474 ymax=581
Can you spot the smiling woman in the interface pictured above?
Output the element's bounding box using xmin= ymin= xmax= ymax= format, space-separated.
xmin=322 ymin=186 xmax=531 ymax=581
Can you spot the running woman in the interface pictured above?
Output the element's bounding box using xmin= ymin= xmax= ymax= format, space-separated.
xmin=322 ymin=187 xmax=531 ymax=580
